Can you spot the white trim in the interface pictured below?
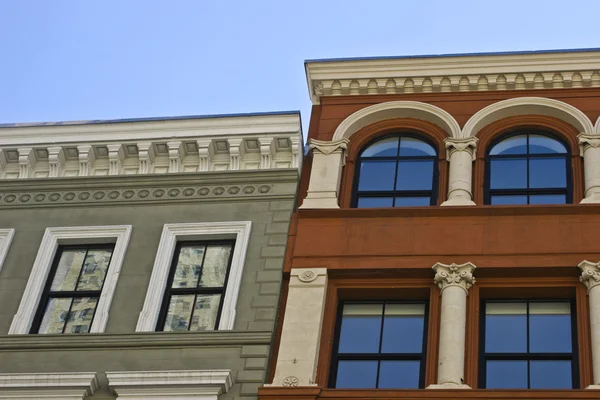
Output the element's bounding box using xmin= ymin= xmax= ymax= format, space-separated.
xmin=0 ymin=372 xmax=98 ymax=399
xmin=135 ymin=221 xmax=252 ymax=332
xmin=332 ymin=101 xmax=461 ymax=141
xmin=8 ymin=225 xmax=132 ymax=334
xmin=595 ymin=116 xmax=600 ymax=135
xmin=0 ymin=229 xmax=15 ymax=274
xmin=462 ymin=97 xmax=595 ymax=138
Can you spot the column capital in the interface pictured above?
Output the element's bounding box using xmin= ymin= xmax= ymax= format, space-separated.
xmin=579 ymin=260 xmax=600 ymax=292
xmin=578 ymin=133 xmax=600 ymax=155
xmin=433 ymin=262 xmax=476 ymax=293
xmin=444 ymin=137 xmax=478 ymax=161
xmin=308 ymin=138 xmax=349 ymax=156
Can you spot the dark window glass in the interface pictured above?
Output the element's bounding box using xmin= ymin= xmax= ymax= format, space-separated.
xmin=480 ymin=300 xmax=577 ymax=389
xmin=354 ymin=135 xmax=437 ymax=208
xmin=157 ymin=241 xmax=233 ymax=331
xmin=331 ymin=301 xmax=428 ymax=389
xmin=486 ymin=132 xmax=570 ymax=205
xmin=31 ymin=245 xmax=114 ymax=334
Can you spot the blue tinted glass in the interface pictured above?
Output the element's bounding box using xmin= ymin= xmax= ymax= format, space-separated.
xmin=338 ymin=304 xmax=382 ymax=353
xmin=399 ymin=137 xmax=435 ymax=156
xmin=529 ymin=194 xmax=566 ymax=204
xmin=357 ymin=197 xmax=394 ymax=208
xmin=336 ymin=360 xmax=378 ymax=388
xmin=378 ymin=361 xmax=421 ymax=389
xmin=396 ymin=160 xmax=434 ymax=190
xmin=381 ymin=304 xmax=425 ymax=353
xmin=529 ymin=302 xmax=572 ymax=353
xmin=395 ymin=197 xmax=431 ymax=207
xmin=529 ymin=135 xmax=567 ymax=154
xmin=490 ymin=158 xmax=527 ymax=189
xmin=485 ymin=302 xmax=527 ymax=353
xmin=491 ymin=195 xmax=527 ymax=205
xmin=529 ymin=158 xmax=567 ymax=188
xmin=362 ymin=137 xmax=399 ymax=158
xmin=486 ymin=360 xmax=528 ymax=389
xmin=530 ymin=360 xmax=572 ymax=389
xmin=490 ymin=135 xmax=527 ymax=155
xmin=358 ymin=161 xmax=396 ymax=191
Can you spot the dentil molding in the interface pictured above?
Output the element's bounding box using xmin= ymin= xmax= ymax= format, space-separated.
xmin=433 ymin=262 xmax=476 ymax=293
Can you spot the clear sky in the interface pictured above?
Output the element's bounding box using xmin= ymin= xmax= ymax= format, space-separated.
xmin=1 ymin=0 xmax=600 ymax=132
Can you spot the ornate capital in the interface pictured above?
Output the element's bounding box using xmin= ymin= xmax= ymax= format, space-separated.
xmin=433 ymin=262 xmax=476 ymax=293
xmin=579 ymin=260 xmax=600 ymax=292
xmin=308 ymin=138 xmax=349 ymax=156
xmin=444 ymin=137 xmax=478 ymax=161
xmin=578 ymin=133 xmax=600 ymax=155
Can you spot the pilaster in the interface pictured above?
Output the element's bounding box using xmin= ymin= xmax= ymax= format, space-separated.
xmin=579 ymin=260 xmax=600 ymax=388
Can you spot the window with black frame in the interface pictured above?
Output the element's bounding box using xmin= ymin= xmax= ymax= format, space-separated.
xmin=156 ymin=241 xmax=234 ymax=332
xmin=330 ymin=301 xmax=428 ymax=389
xmin=480 ymin=300 xmax=578 ymax=389
xmin=486 ymin=132 xmax=571 ymax=205
xmin=31 ymin=244 xmax=114 ymax=334
xmin=353 ymin=135 xmax=438 ymax=208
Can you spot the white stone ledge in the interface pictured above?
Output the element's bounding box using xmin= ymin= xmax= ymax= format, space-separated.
xmin=0 ymin=372 xmax=98 ymax=399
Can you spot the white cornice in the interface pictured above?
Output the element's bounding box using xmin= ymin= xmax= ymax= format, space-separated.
xmin=306 ymin=50 xmax=600 ymax=104
xmin=0 ymin=372 xmax=98 ymax=399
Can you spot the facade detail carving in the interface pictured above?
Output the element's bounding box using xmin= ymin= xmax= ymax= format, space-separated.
xmin=432 ymin=262 xmax=476 ymax=293
xmin=442 ymin=138 xmax=478 ymax=206
xmin=579 ymin=261 xmax=600 ymax=388
xmin=580 ymin=260 xmax=600 ymax=292
xmin=282 ymin=376 xmax=300 ymax=387
xmin=579 ymin=134 xmax=600 ymax=203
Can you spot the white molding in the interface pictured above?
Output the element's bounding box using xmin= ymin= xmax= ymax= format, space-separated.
xmin=596 ymin=116 xmax=600 ymax=135
xmin=0 ymin=229 xmax=15 ymax=274
xmin=0 ymin=372 xmax=98 ymax=399
xmin=106 ymin=369 xmax=232 ymax=400
xmin=332 ymin=100 xmax=461 ymax=141
xmin=8 ymin=225 xmax=132 ymax=334
xmin=136 ymin=221 xmax=252 ymax=332
xmin=462 ymin=97 xmax=595 ymax=138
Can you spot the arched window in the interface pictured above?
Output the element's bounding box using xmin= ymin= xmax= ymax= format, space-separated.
xmin=485 ymin=132 xmax=571 ymax=205
xmin=353 ymin=135 xmax=438 ymax=208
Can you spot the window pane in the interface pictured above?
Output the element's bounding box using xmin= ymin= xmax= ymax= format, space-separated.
xmin=396 ymin=160 xmax=434 ymax=190
xmin=490 ymin=135 xmax=527 ymax=155
xmin=381 ymin=303 xmax=425 ymax=353
xmin=530 ymin=360 xmax=572 ymax=389
xmin=486 ymin=360 xmax=528 ymax=389
xmin=189 ymin=294 xmax=221 ymax=331
xmin=63 ymin=297 xmax=98 ymax=334
xmin=338 ymin=303 xmax=383 ymax=353
xmin=336 ymin=360 xmax=378 ymax=388
xmin=358 ymin=161 xmax=396 ymax=191
xmin=51 ymin=250 xmax=86 ymax=291
xmin=485 ymin=302 xmax=527 ymax=353
xmin=399 ymin=137 xmax=435 ymax=156
xmin=529 ymin=158 xmax=566 ymax=189
xmin=490 ymin=158 xmax=527 ymax=189
xmin=529 ymin=302 xmax=572 ymax=353
xmin=529 ymin=135 xmax=567 ymax=154
xmin=76 ymin=249 xmax=112 ymax=291
xmin=395 ymin=197 xmax=431 ymax=207
xmin=172 ymin=246 xmax=205 ymax=288
xmin=378 ymin=360 xmax=421 ymax=389
xmin=198 ymin=246 xmax=231 ymax=287
xmin=357 ymin=197 xmax=393 ymax=208
xmin=362 ymin=137 xmax=399 ymax=158
xmin=357 ymin=197 xmax=394 ymax=208
xmin=38 ymin=298 xmax=72 ymax=334
xmin=163 ymin=294 xmax=195 ymax=331
xmin=529 ymin=194 xmax=566 ymax=204
xmin=490 ymin=195 xmax=528 ymax=205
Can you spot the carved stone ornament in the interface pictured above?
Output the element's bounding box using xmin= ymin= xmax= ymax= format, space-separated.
xmin=298 ymin=270 xmax=317 ymax=283
xmin=579 ymin=260 xmax=600 ymax=292
xmin=578 ymin=133 xmax=600 ymax=155
xmin=282 ymin=376 xmax=299 ymax=387
xmin=444 ymin=137 xmax=478 ymax=161
xmin=308 ymin=138 xmax=350 ymax=156
xmin=433 ymin=262 xmax=476 ymax=293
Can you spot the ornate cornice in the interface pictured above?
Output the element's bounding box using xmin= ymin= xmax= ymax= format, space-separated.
xmin=308 ymin=138 xmax=349 ymax=156
xmin=579 ymin=260 xmax=600 ymax=292
xmin=433 ymin=262 xmax=476 ymax=293
xmin=444 ymin=137 xmax=478 ymax=161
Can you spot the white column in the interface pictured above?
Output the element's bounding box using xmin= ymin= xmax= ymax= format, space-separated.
xmin=578 ymin=134 xmax=600 ymax=203
xmin=441 ymin=138 xmax=477 ymax=206
xmin=300 ymin=138 xmax=349 ymax=209
xmin=579 ymin=260 xmax=600 ymax=389
xmin=268 ymin=268 xmax=328 ymax=387
xmin=428 ymin=262 xmax=476 ymax=389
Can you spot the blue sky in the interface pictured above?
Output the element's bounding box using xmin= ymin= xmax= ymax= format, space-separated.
xmin=1 ymin=0 xmax=600 ymax=131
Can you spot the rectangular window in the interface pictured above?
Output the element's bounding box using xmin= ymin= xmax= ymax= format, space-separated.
xmin=480 ymin=300 xmax=578 ymax=389
xmin=330 ymin=301 xmax=428 ymax=389
xmin=156 ymin=241 xmax=234 ymax=331
xmin=30 ymin=244 xmax=115 ymax=334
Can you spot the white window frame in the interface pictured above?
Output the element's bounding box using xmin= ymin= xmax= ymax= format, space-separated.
xmin=0 ymin=228 xmax=15 ymax=274
xmin=8 ymin=225 xmax=132 ymax=335
xmin=136 ymin=221 xmax=252 ymax=332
